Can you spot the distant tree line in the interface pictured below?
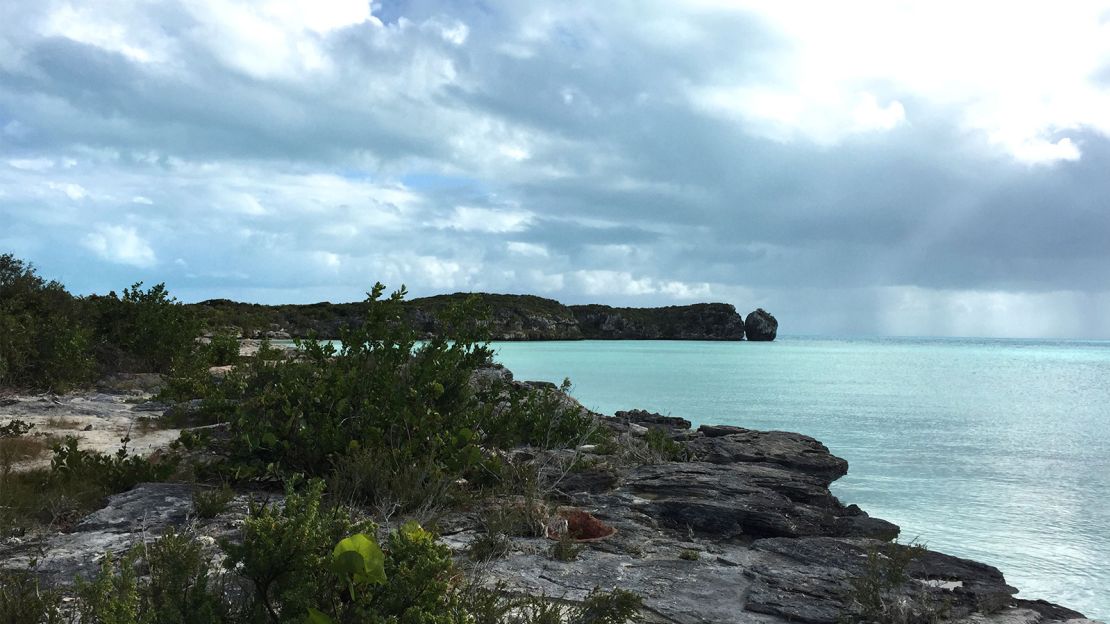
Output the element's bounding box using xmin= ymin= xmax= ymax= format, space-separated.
xmin=0 ymin=253 xmax=213 ymax=390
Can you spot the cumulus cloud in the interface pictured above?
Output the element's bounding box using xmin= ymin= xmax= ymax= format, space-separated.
xmin=83 ymin=225 xmax=157 ymax=268
xmin=2 ymin=0 xmax=1110 ymax=336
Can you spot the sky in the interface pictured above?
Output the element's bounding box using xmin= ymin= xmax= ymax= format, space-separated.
xmin=2 ymin=1 xmax=1110 ymax=338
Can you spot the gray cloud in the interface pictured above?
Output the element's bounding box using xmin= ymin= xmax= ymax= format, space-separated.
xmin=2 ymin=1 xmax=1110 ymax=337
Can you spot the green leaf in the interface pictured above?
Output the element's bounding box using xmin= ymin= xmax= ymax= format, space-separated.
xmin=331 ymin=533 xmax=386 ymax=586
xmin=305 ymin=608 xmax=335 ymax=624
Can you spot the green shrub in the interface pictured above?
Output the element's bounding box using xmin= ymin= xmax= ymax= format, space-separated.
xmin=144 ymin=528 xmax=228 ymax=624
xmin=192 ymin=484 xmax=234 ymax=519
xmin=575 ymin=588 xmax=642 ymax=624
xmin=76 ymin=550 xmax=144 ymax=624
xmin=481 ymin=378 xmax=607 ymax=452
xmin=223 ymin=480 xmax=368 ymax=623
xmin=841 ymin=540 xmax=948 ymax=624
xmin=205 ymin=333 xmax=240 ymax=367
xmin=0 ymin=253 xmax=94 ymax=390
xmin=0 ymin=570 xmax=65 ymax=624
xmin=90 ymin=282 xmax=200 ymax=375
xmin=643 ymin=429 xmax=685 ymax=462
xmin=73 ymin=529 xmax=227 ymax=624
xmin=0 ymin=419 xmax=34 ymax=438
xmin=549 ymin=533 xmax=582 ymax=562
xmin=217 ymin=286 xmax=493 ymax=494
xmin=50 ymin=436 xmax=177 ymax=493
xmin=466 ymin=530 xmax=513 ymax=561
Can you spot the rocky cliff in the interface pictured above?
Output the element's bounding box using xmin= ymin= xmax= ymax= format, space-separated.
xmin=408 ymin=294 xmax=749 ymax=341
xmin=192 ymin=294 xmax=763 ymax=341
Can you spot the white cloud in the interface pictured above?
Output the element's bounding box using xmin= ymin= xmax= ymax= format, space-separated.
xmin=570 ymin=270 xmax=710 ymax=300
xmin=687 ymin=1 xmax=1110 ymax=163
xmin=507 ymin=241 xmax=549 ymax=257
xmin=444 ymin=206 xmax=533 ymax=233
xmin=83 ymin=225 xmax=157 ymax=267
xmin=47 ymin=182 xmax=88 ymax=200
xmin=8 ymin=158 xmax=54 ymax=171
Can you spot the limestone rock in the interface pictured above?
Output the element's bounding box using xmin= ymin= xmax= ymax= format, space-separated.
xmin=745 ymin=309 xmax=778 ymax=341
xmin=687 ymin=428 xmax=850 ymax=485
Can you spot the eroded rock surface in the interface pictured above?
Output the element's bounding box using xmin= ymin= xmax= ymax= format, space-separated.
xmin=1 ymin=483 xmax=252 ymax=585
xmin=745 ymin=309 xmax=779 ymax=341
xmin=0 ymin=371 xmax=1099 ymax=624
xmin=0 ymin=391 xmax=181 ymax=471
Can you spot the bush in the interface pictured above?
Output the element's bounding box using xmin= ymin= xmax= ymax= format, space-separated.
xmin=204 ymin=332 xmax=241 ymax=367
xmin=143 ymin=528 xmax=228 ymax=624
xmin=0 ymin=570 xmax=65 ymax=624
xmin=223 ymin=480 xmax=368 ymax=623
xmin=73 ymin=529 xmax=228 ymax=624
xmin=0 ymin=253 xmax=94 ymax=390
xmin=192 ymin=484 xmax=234 ymax=519
xmin=50 ymin=436 xmax=177 ymax=493
xmin=90 ymin=282 xmax=200 ymax=375
xmin=842 ymin=540 xmax=948 ymax=624
xmin=216 ymin=285 xmax=494 ymax=495
xmin=574 ymin=588 xmax=642 ymax=624
xmin=482 ymin=378 xmax=606 ymax=451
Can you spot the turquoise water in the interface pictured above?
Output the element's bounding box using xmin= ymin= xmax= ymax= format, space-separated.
xmin=488 ymin=337 xmax=1110 ymax=619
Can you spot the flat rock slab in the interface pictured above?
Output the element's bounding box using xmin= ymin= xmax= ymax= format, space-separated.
xmin=745 ymin=537 xmax=1019 ymax=624
xmin=0 ymin=392 xmax=181 ymax=471
xmin=0 ymin=483 xmax=252 ymax=585
xmin=686 ymin=429 xmax=849 ymax=485
xmin=623 ymin=461 xmax=897 ymax=540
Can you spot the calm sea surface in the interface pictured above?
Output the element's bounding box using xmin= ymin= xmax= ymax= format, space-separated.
xmin=488 ymin=336 xmax=1110 ymax=619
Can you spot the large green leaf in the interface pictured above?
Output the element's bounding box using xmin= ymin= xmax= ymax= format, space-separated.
xmin=331 ymin=532 xmax=386 ymax=586
xmin=305 ymin=608 xmax=334 ymax=624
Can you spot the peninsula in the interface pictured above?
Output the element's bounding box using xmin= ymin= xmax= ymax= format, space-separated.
xmin=190 ymin=293 xmax=777 ymax=341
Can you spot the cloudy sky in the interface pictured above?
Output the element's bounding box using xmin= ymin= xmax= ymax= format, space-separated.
xmin=3 ymin=1 xmax=1110 ymax=338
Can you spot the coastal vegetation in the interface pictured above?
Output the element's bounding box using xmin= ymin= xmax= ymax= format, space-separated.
xmin=0 ymin=252 xmax=1084 ymax=623
xmin=0 ymin=253 xmax=637 ymax=624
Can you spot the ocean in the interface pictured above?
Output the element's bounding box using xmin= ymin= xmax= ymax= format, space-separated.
xmin=488 ymin=336 xmax=1110 ymax=619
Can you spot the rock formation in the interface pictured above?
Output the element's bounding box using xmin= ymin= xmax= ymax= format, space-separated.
xmin=745 ymin=308 xmax=778 ymax=341
xmin=3 ymin=368 xmax=1098 ymax=624
xmin=189 ymin=295 xmax=759 ymax=341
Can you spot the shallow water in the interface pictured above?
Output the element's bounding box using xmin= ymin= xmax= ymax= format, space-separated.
xmin=488 ymin=336 xmax=1110 ymax=620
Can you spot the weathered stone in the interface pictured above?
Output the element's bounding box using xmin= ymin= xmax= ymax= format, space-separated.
xmin=614 ymin=409 xmax=693 ymax=432
xmin=745 ymin=309 xmax=778 ymax=341
xmin=625 ymin=462 xmax=897 ymax=540
xmin=686 ymin=429 xmax=850 ymax=485
xmin=745 ymin=537 xmax=1020 ymax=624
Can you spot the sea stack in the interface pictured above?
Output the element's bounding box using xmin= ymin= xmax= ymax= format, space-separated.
xmin=745 ymin=308 xmax=778 ymax=341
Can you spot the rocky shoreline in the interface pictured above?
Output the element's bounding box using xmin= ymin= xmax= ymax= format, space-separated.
xmin=0 ymin=365 xmax=1098 ymax=624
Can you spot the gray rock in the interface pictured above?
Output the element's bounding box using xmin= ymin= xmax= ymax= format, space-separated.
xmin=614 ymin=409 xmax=692 ymax=432
xmin=624 ymin=462 xmax=897 ymax=540
xmin=686 ymin=428 xmax=850 ymax=485
xmin=745 ymin=537 xmax=1020 ymax=624
xmin=745 ymin=309 xmax=778 ymax=341
xmin=1 ymin=483 xmax=195 ymax=584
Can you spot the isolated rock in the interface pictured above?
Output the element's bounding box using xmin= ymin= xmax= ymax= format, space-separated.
xmin=745 ymin=309 xmax=778 ymax=341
